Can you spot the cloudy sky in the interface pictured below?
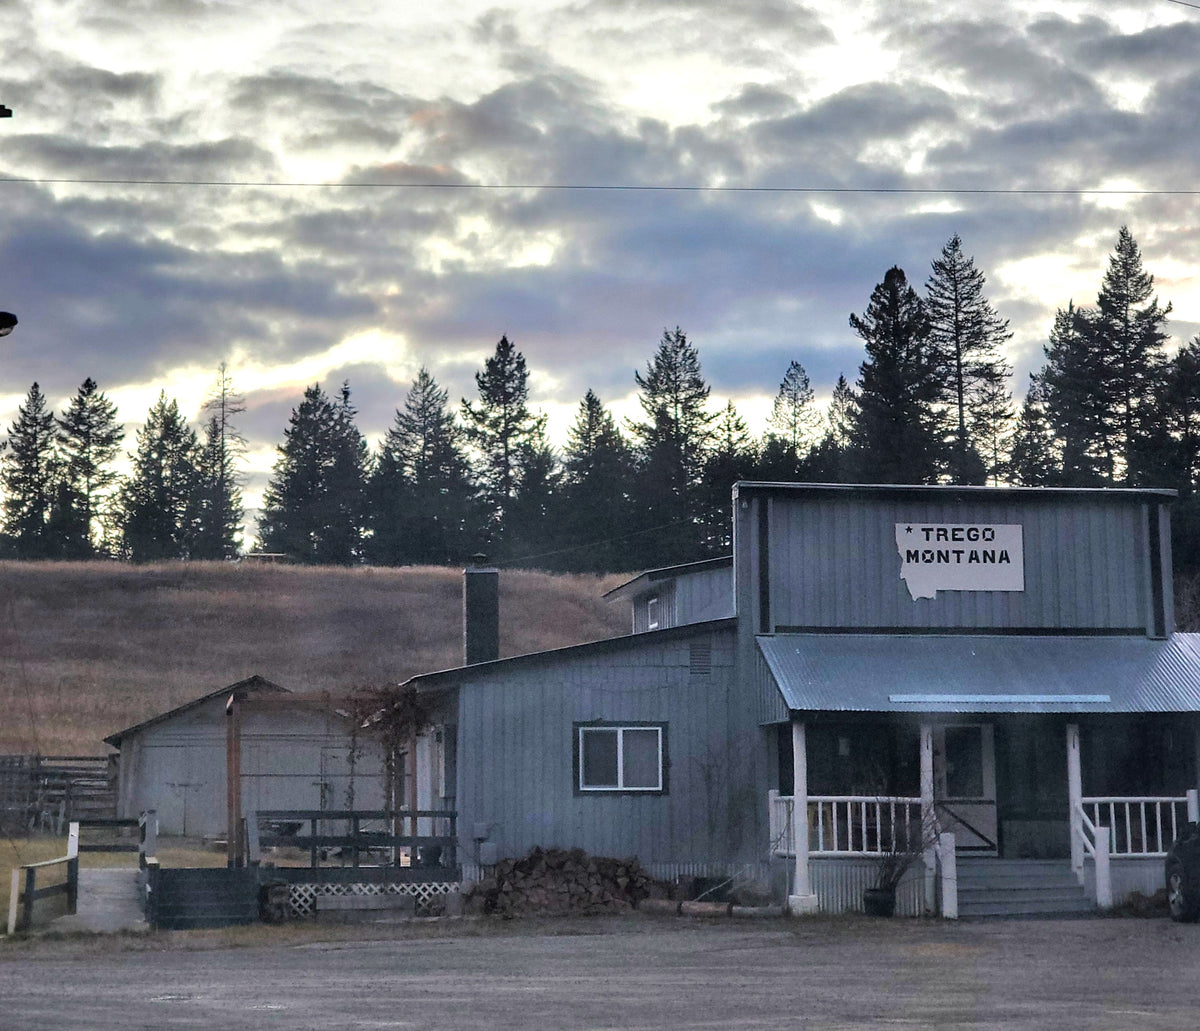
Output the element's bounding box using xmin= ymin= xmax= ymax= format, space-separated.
xmin=2 ymin=0 xmax=1199 ymax=522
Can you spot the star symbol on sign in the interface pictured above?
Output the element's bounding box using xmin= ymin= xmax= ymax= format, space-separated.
xmin=905 ymin=526 xmax=913 ymax=534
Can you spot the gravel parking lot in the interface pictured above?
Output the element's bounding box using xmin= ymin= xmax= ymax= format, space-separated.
xmin=3 ymin=914 xmax=1200 ymax=1030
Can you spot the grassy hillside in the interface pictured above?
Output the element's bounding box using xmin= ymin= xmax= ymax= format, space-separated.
xmin=0 ymin=562 xmax=630 ymax=755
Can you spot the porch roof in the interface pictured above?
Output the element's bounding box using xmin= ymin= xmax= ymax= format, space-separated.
xmin=758 ymin=632 xmax=1200 ymax=714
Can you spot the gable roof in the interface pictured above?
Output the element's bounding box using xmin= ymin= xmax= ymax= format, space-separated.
xmin=758 ymin=633 xmax=1200 ymax=715
xmin=103 ymin=674 xmax=288 ymax=747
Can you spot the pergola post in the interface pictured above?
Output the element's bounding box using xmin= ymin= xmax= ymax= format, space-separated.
xmin=788 ymin=719 xmax=818 ymax=915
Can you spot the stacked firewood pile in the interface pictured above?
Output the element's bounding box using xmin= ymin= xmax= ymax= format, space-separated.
xmin=468 ymin=846 xmax=663 ymax=916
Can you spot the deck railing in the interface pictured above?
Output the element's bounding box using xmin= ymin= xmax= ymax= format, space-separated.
xmin=768 ymin=792 xmax=924 ymax=856
xmin=248 ymin=808 xmax=458 ymax=870
xmin=1080 ymin=795 xmax=1196 ymax=857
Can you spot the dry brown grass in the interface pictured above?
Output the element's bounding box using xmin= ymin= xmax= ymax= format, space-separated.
xmin=0 ymin=561 xmax=630 ymax=754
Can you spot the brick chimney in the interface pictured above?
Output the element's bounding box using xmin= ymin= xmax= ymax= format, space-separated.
xmin=463 ymin=556 xmax=499 ymax=665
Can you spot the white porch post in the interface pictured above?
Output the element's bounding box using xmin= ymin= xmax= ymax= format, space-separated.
xmin=788 ymin=720 xmax=819 ymax=915
xmin=1067 ymin=724 xmax=1083 ymax=883
xmin=920 ymin=723 xmax=935 ymax=913
xmin=938 ymin=833 xmax=958 ymax=919
xmin=1188 ymin=788 xmax=1199 ymax=824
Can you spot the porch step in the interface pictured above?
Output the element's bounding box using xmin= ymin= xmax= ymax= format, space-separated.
xmin=956 ymin=859 xmax=1093 ymax=918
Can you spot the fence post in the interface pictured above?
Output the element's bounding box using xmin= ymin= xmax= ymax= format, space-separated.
xmin=938 ymin=833 xmax=957 ymax=920
xmin=1095 ymin=825 xmax=1113 ymax=910
xmin=1188 ymin=789 xmax=1199 ymax=824
xmin=140 ymin=810 xmax=157 ymax=860
xmin=21 ymin=866 xmax=35 ymax=932
xmin=6 ymin=868 xmax=18 ymax=935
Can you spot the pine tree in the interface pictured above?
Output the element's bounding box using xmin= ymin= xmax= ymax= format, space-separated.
xmin=701 ymin=400 xmax=756 ymax=552
xmin=1007 ymin=375 xmax=1059 ymax=486
xmin=369 ymin=368 xmax=477 ymax=565
xmin=763 ymin=360 xmax=819 ymax=478
xmin=628 ymin=327 xmax=716 ymax=565
xmin=2 ymin=382 xmax=58 ymax=557
xmin=925 ymin=235 xmax=1013 ymax=483
xmin=555 ymin=390 xmax=636 ymax=573
xmin=808 ymin=375 xmax=859 ymax=483
xmin=118 ymin=392 xmax=203 ymax=561
xmin=193 ymin=364 xmax=245 ymax=559
xmin=461 ymin=335 xmax=547 ymax=552
xmin=849 ymin=267 xmax=942 ymax=483
xmin=969 ymin=357 xmax=1015 ymax=486
xmin=1041 ymin=303 xmax=1110 ymax=486
xmin=259 ymin=383 xmax=369 ymax=564
xmin=1092 ymin=226 xmax=1172 ymax=484
xmin=54 ymin=377 xmax=124 ymax=557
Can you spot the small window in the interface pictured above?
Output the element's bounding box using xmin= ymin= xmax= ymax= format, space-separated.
xmin=576 ymin=724 xmax=667 ymax=793
xmin=646 ymin=596 xmax=660 ymax=631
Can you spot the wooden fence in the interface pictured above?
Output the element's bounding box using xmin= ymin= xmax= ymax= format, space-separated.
xmin=0 ymin=755 xmax=115 ymax=833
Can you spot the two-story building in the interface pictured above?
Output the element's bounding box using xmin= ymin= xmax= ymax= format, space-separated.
xmin=408 ymin=483 xmax=1200 ymax=916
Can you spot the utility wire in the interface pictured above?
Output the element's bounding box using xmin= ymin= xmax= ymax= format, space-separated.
xmin=1 ymin=176 xmax=1200 ymax=196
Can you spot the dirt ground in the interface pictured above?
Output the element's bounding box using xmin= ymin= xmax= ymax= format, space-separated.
xmin=3 ymin=913 xmax=1200 ymax=1029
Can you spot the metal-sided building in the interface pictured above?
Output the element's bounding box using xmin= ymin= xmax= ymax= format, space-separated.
xmin=410 ymin=483 xmax=1200 ymax=916
xmin=106 ymin=676 xmax=390 ymax=837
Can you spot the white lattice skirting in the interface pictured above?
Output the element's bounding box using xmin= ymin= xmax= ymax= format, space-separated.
xmin=289 ymin=881 xmax=459 ymax=918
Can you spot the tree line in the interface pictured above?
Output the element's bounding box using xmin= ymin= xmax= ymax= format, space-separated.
xmin=4 ymin=226 xmax=1198 ymax=573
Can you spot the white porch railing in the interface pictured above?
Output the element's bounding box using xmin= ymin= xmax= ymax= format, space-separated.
xmin=1080 ymin=795 xmax=1197 ymax=857
xmin=1073 ymin=803 xmax=1114 ymax=909
xmin=768 ymin=792 xmax=923 ymax=856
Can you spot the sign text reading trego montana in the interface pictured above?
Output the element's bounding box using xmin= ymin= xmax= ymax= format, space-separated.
xmin=894 ymin=523 xmax=1025 ymax=600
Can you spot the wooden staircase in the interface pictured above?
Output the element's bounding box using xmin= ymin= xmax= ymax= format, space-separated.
xmin=956 ymin=858 xmax=1094 ymax=918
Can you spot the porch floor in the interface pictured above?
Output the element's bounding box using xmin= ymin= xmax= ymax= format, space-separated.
xmin=956 ymin=858 xmax=1093 ymax=918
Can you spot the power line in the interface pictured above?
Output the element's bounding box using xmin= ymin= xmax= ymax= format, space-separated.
xmin=1163 ymin=0 xmax=1200 ymax=11
xmin=1 ymin=176 xmax=1200 ymax=196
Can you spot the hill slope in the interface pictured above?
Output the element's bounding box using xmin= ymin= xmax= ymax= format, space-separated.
xmin=0 ymin=562 xmax=630 ymax=754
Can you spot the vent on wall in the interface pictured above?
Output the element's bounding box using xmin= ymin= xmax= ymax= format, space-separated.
xmin=689 ymin=640 xmax=712 ymax=676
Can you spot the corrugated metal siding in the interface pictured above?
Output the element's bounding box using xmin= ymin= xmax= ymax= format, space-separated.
xmin=674 ymin=567 xmax=735 ymax=625
xmin=455 ymin=626 xmax=768 ymax=866
xmin=758 ymin=633 xmax=1200 ymax=714
xmin=810 ymin=857 xmax=926 ymax=915
xmin=769 ymin=495 xmax=1149 ymax=631
xmin=1085 ymin=856 xmax=1165 ymax=907
xmin=633 ymin=581 xmax=677 ymax=633
xmin=756 ymin=650 xmax=789 ymax=725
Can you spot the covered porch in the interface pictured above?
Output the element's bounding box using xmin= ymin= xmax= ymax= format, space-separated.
xmin=756 ymin=634 xmax=1200 ymax=916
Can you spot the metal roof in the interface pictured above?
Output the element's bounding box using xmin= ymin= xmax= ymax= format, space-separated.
xmin=103 ymin=674 xmax=288 ymax=747
xmin=733 ymin=481 xmax=1176 ymax=502
xmin=603 ymin=556 xmax=732 ymax=602
xmin=757 ymin=633 xmax=1200 ymax=714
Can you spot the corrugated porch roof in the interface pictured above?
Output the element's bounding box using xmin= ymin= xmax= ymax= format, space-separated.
xmin=757 ymin=633 xmax=1200 ymax=714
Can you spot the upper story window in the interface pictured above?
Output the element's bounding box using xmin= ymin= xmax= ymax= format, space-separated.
xmin=576 ymin=724 xmax=667 ymax=793
xmin=646 ymin=596 xmax=660 ymax=630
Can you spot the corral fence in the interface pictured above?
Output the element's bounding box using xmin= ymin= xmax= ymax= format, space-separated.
xmin=0 ymin=754 xmax=115 ymax=834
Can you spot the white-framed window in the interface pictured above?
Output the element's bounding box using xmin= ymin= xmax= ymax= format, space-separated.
xmin=646 ymin=596 xmax=660 ymax=630
xmin=575 ymin=723 xmax=667 ymax=794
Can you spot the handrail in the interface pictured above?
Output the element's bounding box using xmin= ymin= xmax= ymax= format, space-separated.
xmin=1080 ymin=795 xmax=1188 ymax=856
xmin=6 ymin=826 xmax=79 ymax=935
xmin=769 ymin=794 xmax=923 ymax=857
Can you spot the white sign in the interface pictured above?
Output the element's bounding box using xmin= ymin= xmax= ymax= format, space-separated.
xmin=894 ymin=523 xmax=1024 ymax=600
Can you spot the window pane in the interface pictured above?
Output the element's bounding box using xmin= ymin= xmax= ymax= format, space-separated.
xmin=944 ymin=726 xmax=983 ymax=798
xmin=621 ymin=729 xmax=661 ymax=789
xmin=581 ymin=729 xmax=619 ymax=788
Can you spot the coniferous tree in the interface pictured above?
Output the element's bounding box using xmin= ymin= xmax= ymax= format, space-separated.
xmin=1091 ymin=226 xmax=1172 ymax=485
xmin=969 ymin=357 xmax=1016 ymax=486
xmin=1007 ymin=375 xmax=1059 ymax=486
xmin=54 ymin=377 xmax=124 ymax=557
xmin=628 ymin=327 xmax=716 ymax=565
xmin=849 ymin=267 xmax=942 ymax=483
xmin=369 ymin=368 xmax=477 ymax=565
xmin=761 ymin=360 xmax=819 ymax=479
xmin=555 ymin=389 xmax=636 ymax=573
xmin=461 ymin=335 xmax=548 ymax=554
xmin=118 ymin=392 xmax=203 ymax=561
xmin=258 ymin=382 xmax=369 ymax=564
xmin=700 ymin=400 xmax=756 ymax=552
xmin=2 ymin=382 xmax=58 ymax=557
xmin=193 ymin=364 xmax=245 ymax=559
xmin=1041 ymin=302 xmax=1110 ymax=486
xmin=808 ymin=375 xmax=858 ymax=483
xmin=925 ymin=235 xmax=1013 ymax=483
